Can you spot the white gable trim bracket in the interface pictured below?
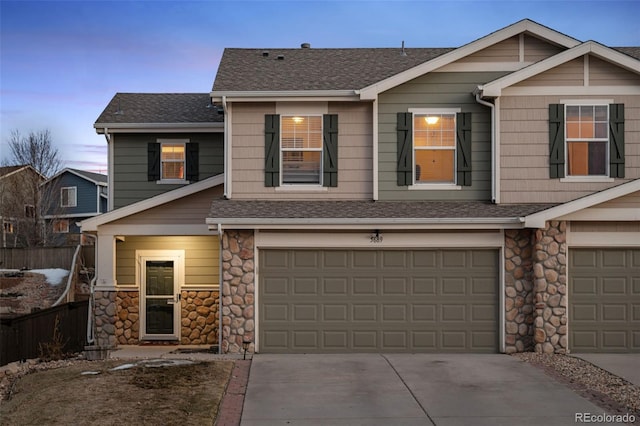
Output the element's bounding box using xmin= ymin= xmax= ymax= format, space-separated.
xmin=81 ymin=174 xmax=225 ymax=231
xmin=479 ymin=41 xmax=640 ymax=98
xmin=358 ymin=19 xmax=580 ymax=100
xmin=524 ymin=179 xmax=640 ymax=228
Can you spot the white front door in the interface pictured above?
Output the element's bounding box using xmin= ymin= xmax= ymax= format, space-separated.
xmin=139 ymin=251 xmax=183 ymax=340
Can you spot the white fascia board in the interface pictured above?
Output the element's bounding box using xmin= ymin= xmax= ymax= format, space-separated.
xmin=557 ymin=208 xmax=640 ymax=222
xmin=81 ymin=174 xmax=224 ymax=231
xmin=99 ymin=223 xmax=215 ymax=236
xmin=94 ymin=123 xmax=224 ymax=133
xmin=44 ymin=213 xmax=100 ymax=219
xmin=210 ymin=90 xmax=358 ymax=101
xmin=207 ymin=217 xmax=524 ymax=229
xmin=524 ymin=179 xmax=640 ymax=228
xmin=481 ymin=42 xmax=640 ymax=97
xmin=359 ymin=19 xmax=580 ymax=100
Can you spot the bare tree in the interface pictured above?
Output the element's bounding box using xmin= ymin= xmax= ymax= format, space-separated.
xmin=7 ymin=129 xmax=62 ymax=177
xmin=1 ymin=130 xmax=63 ymax=246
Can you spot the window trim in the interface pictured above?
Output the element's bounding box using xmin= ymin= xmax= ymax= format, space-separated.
xmin=53 ymin=219 xmax=69 ymax=234
xmin=3 ymin=221 xmax=14 ymax=234
xmin=279 ymin=114 xmax=323 ymax=187
xmin=61 ymin=186 xmax=77 ymax=207
xmin=157 ymin=138 xmax=189 ymax=183
xmin=563 ymin=103 xmax=610 ymax=178
xmin=408 ymin=107 xmax=461 ymax=187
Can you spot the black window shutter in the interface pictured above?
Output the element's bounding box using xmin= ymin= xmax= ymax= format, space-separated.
xmin=265 ymin=114 xmax=280 ymax=187
xmin=186 ymin=143 xmax=199 ymax=182
xmin=609 ymin=103 xmax=625 ymax=178
xmin=397 ymin=112 xmax=413 ymax=186
xmin=456 ymin=112 xmax=472 ymax=186
xmin=323 ymin=114 xmax=338 ymax=187
xmin=147 ymin=142 xmax=160 ymax=181
xmin=549 ymin=104 xmax=565 ymax=178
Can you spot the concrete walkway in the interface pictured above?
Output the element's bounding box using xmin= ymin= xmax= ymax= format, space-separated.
xmin=572 ymin=353 xmax=640 ymax=386
xmin=241 ymin=354 xmax=612 ymax=426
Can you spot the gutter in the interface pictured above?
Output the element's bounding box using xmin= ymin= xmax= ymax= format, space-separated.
xmin=474 ymin=89 xmax=496 ymax=203
xmin=222 ymin=96 xmax=230 ymax=199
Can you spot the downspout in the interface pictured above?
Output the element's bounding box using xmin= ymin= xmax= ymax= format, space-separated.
xmin=217 ymin=222 xmax=224 ymax=353
xmin=474 ymin=91 xmax=496 ymax=203
xmin=103 ymin=128 xmax=114 ymax=211
xmin=222 ymin=96 xmax=230 ymax=199
xmin=82 ymin=233 xmax=98 ymax=345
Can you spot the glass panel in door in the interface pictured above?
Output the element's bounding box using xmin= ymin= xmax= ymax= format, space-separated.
xmin=145 ymin=261 xmax=175 ymax=335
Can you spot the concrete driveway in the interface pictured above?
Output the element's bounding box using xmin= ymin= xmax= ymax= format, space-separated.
xmin=241 ymin=354 xmax=610 ymax=425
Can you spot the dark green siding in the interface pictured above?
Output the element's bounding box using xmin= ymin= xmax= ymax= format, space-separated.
xmin=113 ymin=133 xmax=224 ymax=209
xmin=378 ymin=72 xmax=508 ymax=201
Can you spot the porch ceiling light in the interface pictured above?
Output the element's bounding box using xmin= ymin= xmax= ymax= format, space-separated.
xmin=292 ymin=116 xmax=304 ymax=124
xmin=425 ymin=116 xmax=439 ymax=125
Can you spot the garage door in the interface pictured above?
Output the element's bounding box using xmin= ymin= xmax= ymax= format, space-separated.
xmin=570 ymin=248 xmax=640 ymax=353
xmin=259 ymin=249 xmax=498 ymax=353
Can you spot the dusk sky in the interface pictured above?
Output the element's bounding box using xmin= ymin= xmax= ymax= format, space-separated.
xmin=1 ymin=0 xmax=639 ymax=175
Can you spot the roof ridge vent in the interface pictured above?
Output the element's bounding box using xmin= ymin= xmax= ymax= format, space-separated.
xmin=301 ymin=43 xmax=311 ymax=49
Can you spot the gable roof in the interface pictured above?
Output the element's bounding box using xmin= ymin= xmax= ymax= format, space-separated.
xmin=81 ymin=174 xmax=224 ymax=231
xmin=480 ymin=41 xmax=640 ymax=97
xmin=212 ymin=47 xmax=453 ymax=94
xmin=0 ymin=165 xmax=46 ymax=181
xmin=43 ymin=168 xmax=107 ymax=187
xmin=94 ymin=93 xmax=224 ymax=131
xmin=524 ymin=179 xmax=640 ymax=228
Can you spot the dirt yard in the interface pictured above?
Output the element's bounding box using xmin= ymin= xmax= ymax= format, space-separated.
xmin=0 ymin=359 xmax=234 ymax=425
xmin=0 ymin=271 xmax=66 ymax=316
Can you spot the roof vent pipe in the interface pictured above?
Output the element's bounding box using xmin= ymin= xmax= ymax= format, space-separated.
xmin=277 ymin=55 xmax=285 ymax=60
xmin=262 ymin=51 xmax=269 ymax=57
xmin=401 ymin=41 xmax=407 ymax=56
xmin=301 ymin=43 xmax=311 ymax=49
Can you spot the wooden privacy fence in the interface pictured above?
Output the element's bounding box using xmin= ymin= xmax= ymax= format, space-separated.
xmin=0 ymin=246 xmax=95 ymax=270
xmin=0 ymin=300 xmax=89 ymax=366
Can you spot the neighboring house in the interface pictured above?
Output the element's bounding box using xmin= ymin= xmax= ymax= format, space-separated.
xmin=40 ymin=168 xmax=108 ymax=246
xmin=84 ymin=19 xmax=640 ymax=355
xmin=0 ymin=165 xmax=46 ymax=248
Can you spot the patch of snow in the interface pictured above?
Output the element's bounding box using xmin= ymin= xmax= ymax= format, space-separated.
xmin=110 ymin=363 xmax=136 ymax=371
xmin=81 ymin=371 xmax=101 ymax=375
xmin=30 ymin=268 xmax=69 ymax=286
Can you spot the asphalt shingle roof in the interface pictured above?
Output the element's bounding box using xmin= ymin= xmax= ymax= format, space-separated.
xmin=68 ymin=168 xmax=107 ymax=184
xmin=208 ymin=199 xmax=557 ymax=223
xmin=95 ymin=93 xmax=223 ymax=125
xmin=614 ymin=47 xmax=640 ymax=60
xmin=212 ymin=48 xmax=454 ymax=92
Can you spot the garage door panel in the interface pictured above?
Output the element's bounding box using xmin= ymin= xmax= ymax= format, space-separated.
xmin=294 ymin=251 xmax=319 ymax=268
xmin=570 ymin=248 xmax=640 ymax=353
xmin=260 ymin=249 xmax=498 ymax=353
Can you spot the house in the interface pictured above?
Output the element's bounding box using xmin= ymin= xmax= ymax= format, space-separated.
xmin=0 ymin=165 xmax=46 ymax=248
xmin=40 ymin=168 xmax=108 ymax=246
xmin=84 ymin=19 xmax=640 ymax=354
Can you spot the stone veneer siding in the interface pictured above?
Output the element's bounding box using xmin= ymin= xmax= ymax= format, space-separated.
xmin=504 ymin=229 xmax=535 ymax=353
xmin=93 ymin=290 xmax=219 ymax=346
xmin=533 ymin=221 xmax=568 ymax=354
xmin=221 ymin=230 xmax=255 ymax=354
xmin=505 ymin=221 xmax=568 ymax=354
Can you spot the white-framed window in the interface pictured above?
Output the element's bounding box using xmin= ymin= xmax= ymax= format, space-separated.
xmin=161 ymin=142 xmax=186 ymax=180
xmin=412 ymin=110 xmax=457 ymax=184
xmin=3 ymin=221 xmax=14 ymax=234
xmin=53 ymin=219 xmax=69 ymax=233
xmin=281 ymin=115 xmax=323 ymax=185
xmin=565 ymin=104 xmax=609 ymax=177
xmin=61 ymin=187 xmax=77 ymax=207
xmin=24 ymin=205 xmax=35 ymax=218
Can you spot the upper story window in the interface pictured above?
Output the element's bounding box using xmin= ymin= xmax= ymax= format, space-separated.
xmin=147 ymin=139 xmax=199 ymax=183
xmin=549 ymin=103 xmax=624 ymax=180
xmin=397 ymin=109 xmax=471 ymax=188
xmin=161 ymin=143 xmax=186 ymax=180
xmin=565 ymin=105 xmax=608 ymax=176
xmin=264 ymin=114 xmax=338 ymax=188
xmin=281 ymin=115 xmax=323 ymax=185
xmin=24 ymin=205 xmax=35 ymax=218
xmin=413 ymin=113 xmax=456 ymax=184
xmin=3 ymin=221 xmax=14 ymax=234
xmin=53 ymin=219 xmax=69 ymax=234
xmin=61 ymin=186 xmax=77 ymax=207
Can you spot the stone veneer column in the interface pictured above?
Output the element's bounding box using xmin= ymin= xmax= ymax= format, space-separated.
xmin=93 ymin=291 xmax=117 ymax=347
xmin=533 ymin=221 xmax=568 ymax=354
xmin=221 ymin=230 xmax=255 ymax=354
xmin=504 ymin=229 xmax=535 ymax=353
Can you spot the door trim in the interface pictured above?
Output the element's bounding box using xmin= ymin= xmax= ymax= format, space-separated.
xmin=136 ymin=250 xmax=185 ymax=340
